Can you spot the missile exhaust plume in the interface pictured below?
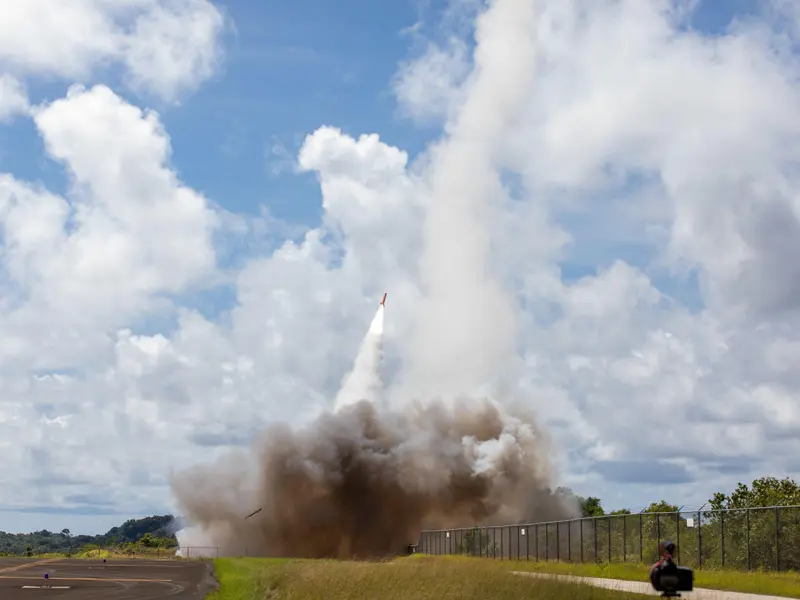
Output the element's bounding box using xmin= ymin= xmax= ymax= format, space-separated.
xmin=170 ymin=0 xmax=577 ymax=558
xmin=170 ymin=286 xmax=572 ymax=558
xmin=396 ymin=0 xmax=540 ymax=401
xmin=334 ymin=304 xmax=385 ymax=412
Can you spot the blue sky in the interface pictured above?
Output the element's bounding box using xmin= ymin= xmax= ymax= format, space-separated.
xmin=1 ymin=0 xmax=798 ymax=537
xmin=1 ymin=0 xmax=752 ymax=279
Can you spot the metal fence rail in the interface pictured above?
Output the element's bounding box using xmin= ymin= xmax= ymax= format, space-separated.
xmin=417 ymin=505 xmax=800 ymax=571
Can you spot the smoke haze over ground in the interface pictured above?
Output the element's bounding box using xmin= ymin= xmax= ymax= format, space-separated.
xmin=171 ymin=395 xmax=570 ymax=558
xmin=170 ymin=0 xmax=575 ymax=558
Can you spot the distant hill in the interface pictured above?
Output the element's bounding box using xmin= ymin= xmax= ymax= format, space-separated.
xmin=0 ymin=514 xmax=179 ymax=555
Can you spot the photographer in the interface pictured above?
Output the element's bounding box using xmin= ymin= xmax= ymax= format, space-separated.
xmin=649 ymin=540 xmax=694 ymax=597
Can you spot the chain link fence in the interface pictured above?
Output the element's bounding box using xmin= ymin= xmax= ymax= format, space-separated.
xmin=417 ymin=505 xmax=800 ymax=571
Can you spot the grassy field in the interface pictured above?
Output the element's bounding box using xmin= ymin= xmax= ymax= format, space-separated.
xmin=2 ymin=547 xmax=179 ymax=560
xmin=206 ymin=555 xmax=651 ymax=600
xmin=506 ymin=557 xmax=800 ymax=598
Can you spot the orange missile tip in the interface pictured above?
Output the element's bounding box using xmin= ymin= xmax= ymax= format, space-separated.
xmin=380 ymin=292 xmax=387 ymax=306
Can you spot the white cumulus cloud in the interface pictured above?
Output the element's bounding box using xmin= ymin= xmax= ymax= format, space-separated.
xmin=0 ymin=75 xmax=29 ymax=122
xmin=0 ymin=0 xmax=226 ymax=102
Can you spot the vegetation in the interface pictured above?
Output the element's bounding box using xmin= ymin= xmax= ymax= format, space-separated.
xmin=424 ymin=476 xmax=800 ymax=573
xmin=206 ymin=556 xmax=650 ymax=600
xmin=508 ymin=559 xmax=800 ymax=598
xmin=0 ymin=514 xmax=178 ymax=556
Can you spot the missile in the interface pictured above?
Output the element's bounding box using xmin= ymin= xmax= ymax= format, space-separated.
xmin=244 ymin=507 xmax=263 ymax=520
xmin=380 ymin=292 xmax=387 ymax=307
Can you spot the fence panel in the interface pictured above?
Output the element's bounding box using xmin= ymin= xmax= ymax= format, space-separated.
xmin=418 ymin=504 xmax=800 ymax=572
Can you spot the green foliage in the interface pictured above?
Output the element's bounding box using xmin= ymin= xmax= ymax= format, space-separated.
xmin=455 ymin=527 xmax=499 ymax=558
xmin=644 ymin=501 xmax=679 ymax=513
xmin=580 ymin=497 xmax=605 ymax=517
xmin=709 ymin=477 xmax=800 ymax=510
xmin=421 ymin=475 xmax=800 ymax=573
xmin=0 ymin=514 xmax=179 ymax=556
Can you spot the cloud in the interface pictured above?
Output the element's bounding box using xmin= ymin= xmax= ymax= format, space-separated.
xmin=593 ymin=460 xmax=693 ymax=486
xmin=392 ymin=36 xmax=471 ymax=124
xmin=0 ymin=0 xmax=226 ymax=102
xmin=0 ymin=84 xmax=218 ymax=371
xmin=0 ymin=75 xmax=29 ymax=122
xmin=0 ymin=95 xmax=429 ymax=524
xmin=390 ymin=0 xmax=800 ymax=503
xmin=4 ymin=0 xmax=800 ymax=532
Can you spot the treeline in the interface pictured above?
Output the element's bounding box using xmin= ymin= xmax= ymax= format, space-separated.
xmin=0 ymin=514 xmax=179 ymax=555
xmin=561 ymin=475 xmax=800 ymax=518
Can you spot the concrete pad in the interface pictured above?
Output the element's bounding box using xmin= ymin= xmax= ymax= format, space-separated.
xmin=512 ymin=571 xmax=793 ymax=600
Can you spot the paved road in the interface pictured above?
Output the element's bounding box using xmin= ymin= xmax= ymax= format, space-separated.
xmin=513 ymin=571 xmax=794 ymax=600
xmin=0 ymin=558 xmax=218 ymax=599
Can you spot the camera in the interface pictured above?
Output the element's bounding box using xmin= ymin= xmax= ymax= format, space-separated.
xmin=649 ymin=540 xmax=694 ymax=597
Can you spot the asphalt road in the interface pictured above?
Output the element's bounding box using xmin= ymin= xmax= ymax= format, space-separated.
xmin=0 ymin=558 xmax=218 ymax=599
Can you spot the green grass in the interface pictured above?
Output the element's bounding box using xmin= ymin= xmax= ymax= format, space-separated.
xmin=206 ymin=555 xmax=650 ymax=600
xmin=506 ymin=558 xmax=800 ymax=598
xmin=4 ymin=546 xmax=182 ymax=560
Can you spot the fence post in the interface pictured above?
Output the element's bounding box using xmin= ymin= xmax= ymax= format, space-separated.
xmin=697 ymin=510 xmax=702 ymax=568
xmin=593 ymin=519 xmax=598 ymax=563
xmin=623 ymin=516 xmax=627 ymax=562
xmin=580 ymin=519 xmax=584 ymax=563
xmin=607 ymin=516 xmax=611 ymax=563
xmin=776 ymin=507 xmax=780 ymax=571
xmin=536 ymin=524 xmax=539 ymax=561
xmin=556 ymin=522 xmax=560 ymax=561
xmin=639 ymin=513 xmax=643 ymax=563
xmin=656 ymin=513 xmax=661 ymax=559
xmin=746 ymin=509 xmax=751 ymax=570
xmin=721 ymin=512 xmax=725 ymax=567
xmin=500 ymin=527 xmax=504 ymax=560
xmin=567 ymin=520 xmax=572 ymax=562
xmin=545 ymin=524 xmax=549 ymax=561
xmin=675 ymin=512 xmax=680 ymax=564
xmin=526 ymin=525 xmax=529 ymax=560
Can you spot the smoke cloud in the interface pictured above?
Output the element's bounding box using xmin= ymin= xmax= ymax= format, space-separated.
xmin=171 ymin=394 xmax=569 ymax=558
xmin=396 ymin=0 xmax=540 ymax=400
xmin=170 ymin=0 xmax=575 ymax=558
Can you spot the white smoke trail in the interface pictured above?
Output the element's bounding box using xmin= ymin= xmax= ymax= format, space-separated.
xmin=397 ymin=0 xmax=540 ymax=401
xmin=334 ymin=305 xmax=385 ymax=411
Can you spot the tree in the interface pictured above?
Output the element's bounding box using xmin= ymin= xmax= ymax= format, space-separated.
xmin=706 ymin=477 xmax=800 ymax=570
xmin=581 ymin=497 xmax=605 ymax=517
xmin=644 ymin=501 xmax=679 ymax=513
xmin=709 ymin=477 xmax=800 ymax=510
